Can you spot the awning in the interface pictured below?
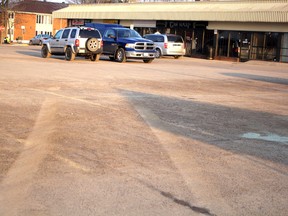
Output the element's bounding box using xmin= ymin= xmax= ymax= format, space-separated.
xmin=208 ymin=21 xmax=288 ymax=33
xmin=120 ymin=20 xmax=156 ymax=28
xmin=53 ymin=1 xmax=288 ymax=23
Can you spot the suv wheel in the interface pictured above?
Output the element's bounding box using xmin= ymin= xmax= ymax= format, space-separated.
xmin=41 ymin=45 xmax=51 ymax=58
xmin=65 ymin=47 xmax=76 ymax=61
xmin=86 ymin=38 xmax=99 ymax=52
xmin=115 ymin=48 xmax=126 ymax=63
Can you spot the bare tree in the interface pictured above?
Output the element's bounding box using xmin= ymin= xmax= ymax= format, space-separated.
xmin=1 ymin=0 xmax=26 ymax=44
xmin=0 ymin=0 xmax=9 ymax=44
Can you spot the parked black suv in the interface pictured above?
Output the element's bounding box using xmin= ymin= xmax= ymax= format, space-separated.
xmin=41 ymin=26 xmax=102 ymax=61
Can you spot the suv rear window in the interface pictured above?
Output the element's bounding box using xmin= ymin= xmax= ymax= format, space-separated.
xmin=167 ymin=35 xmax=183 ymax=43
xmin=79 ymin=29 xmax=101 ymax=38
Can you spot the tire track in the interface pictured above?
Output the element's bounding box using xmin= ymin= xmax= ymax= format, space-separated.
xmin=0 ymin=98 xmax=58 ymax=216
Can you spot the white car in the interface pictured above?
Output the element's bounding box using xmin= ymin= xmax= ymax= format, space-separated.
xmin=143 ymin=33 xmax=186 ymax=58
xmin=29 ymin=34 xmax=52 ymax=46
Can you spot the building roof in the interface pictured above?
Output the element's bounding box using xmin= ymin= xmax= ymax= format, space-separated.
xmin=52 ymin=1 xmax=288 ymax=23
xmin=10 ymin=1 xmax=68 ymax=14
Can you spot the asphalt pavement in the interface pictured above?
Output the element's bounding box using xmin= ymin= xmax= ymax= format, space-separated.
xmin=0 ymin=45 xmax=287 ymax=216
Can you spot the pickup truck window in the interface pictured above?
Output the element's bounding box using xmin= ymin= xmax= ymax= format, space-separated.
xmin=105 ymin=29 xmax=116 ymax=38
xmin=116 ymin=29 xmax=142 ymax=38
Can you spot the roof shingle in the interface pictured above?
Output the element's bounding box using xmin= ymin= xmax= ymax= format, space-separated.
xmin=10 ymin=1 xmax=68 ymax=14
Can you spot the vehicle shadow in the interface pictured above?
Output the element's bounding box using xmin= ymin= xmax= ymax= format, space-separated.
xmin=222 ymin=73 xmax=288 ymax=86
xmin=16 ymin=50 xmax=153 ymax=64
xmin=120 ymin=89 xmax=288 ymax=167
xmin=16 ymin=50 xmax=72 ymax=62
xmin=16 ymin=50 xmax=41 ymax=58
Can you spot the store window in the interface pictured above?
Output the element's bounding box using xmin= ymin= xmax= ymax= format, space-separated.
xmin=214 ymin=31 xmax=251 ymax=61
xmin=250 ymin=32 xmax=278 ymax=61
xmin=281 ymin=33 xmax=288 ymax=63
xmin=265 ymin=33 xmax=278 ymax=61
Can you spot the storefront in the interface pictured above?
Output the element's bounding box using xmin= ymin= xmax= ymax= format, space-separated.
xmin=125 ymin=20 xmax=212 ymax=57
xmin=207 ymin=22 xmax=288 ymax=62
xmin=53 ymin=1 xmax=288 ymax=63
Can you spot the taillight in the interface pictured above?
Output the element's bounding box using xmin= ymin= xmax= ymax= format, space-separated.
xmin=75 ymin=39 xmax=79 ymax=47
xmin=101 ymin=40 xmax=103 ymax=48
xmin=164 ymin=42 xmax=168 ymax=49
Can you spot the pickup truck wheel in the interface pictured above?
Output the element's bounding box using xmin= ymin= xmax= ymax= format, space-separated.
xmin=86 ymin=38 xmax=99 ymax=52
xmin=143 ymin=59 xmax=153 ymax=63
xmin=115 ymin=48 xmax=126 ymax=63
xmin=90 ymin=54 xmax=100 ymax=62
xmin=65 ymin=47 xmax=75 ymax=61
xmin=41 ymin=45 xmax=51 ymax=58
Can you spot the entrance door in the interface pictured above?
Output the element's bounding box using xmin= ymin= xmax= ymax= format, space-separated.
xmin=238 ymin=32 xmax=251 ymax=61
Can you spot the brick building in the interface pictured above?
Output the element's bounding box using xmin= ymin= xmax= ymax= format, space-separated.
xmin=1 ymin=0 xmax=68 ymax=43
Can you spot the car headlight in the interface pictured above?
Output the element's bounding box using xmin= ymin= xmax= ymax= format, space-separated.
xmin=125 ymin=43 xmax=135 ymax=49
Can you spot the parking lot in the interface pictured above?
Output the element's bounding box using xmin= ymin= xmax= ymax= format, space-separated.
xmin=0 ymin=45 xmax=287 ymax=216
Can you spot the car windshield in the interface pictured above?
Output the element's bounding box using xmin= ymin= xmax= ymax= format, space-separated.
xmin=117 ymin=29 xmax=142 ymax=38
